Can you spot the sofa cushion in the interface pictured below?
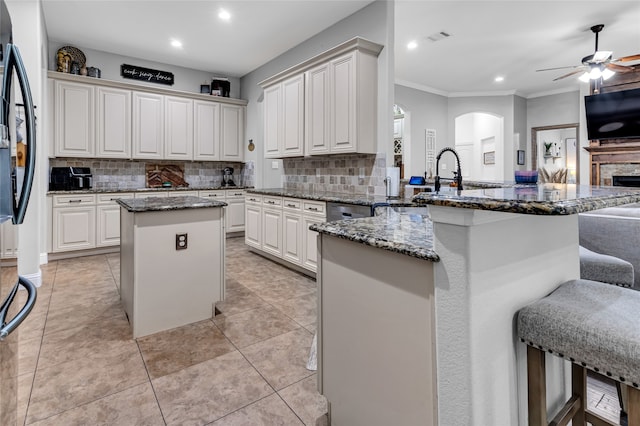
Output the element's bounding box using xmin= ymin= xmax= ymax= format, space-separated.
xmin=517 ymin=279 xmax=640 ymax=387
xmin=579 ymin=245 xmax=634 ymax=287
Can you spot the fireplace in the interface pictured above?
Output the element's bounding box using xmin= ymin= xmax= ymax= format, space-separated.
xmin=613 ymin=175 xmax=640 ymax=187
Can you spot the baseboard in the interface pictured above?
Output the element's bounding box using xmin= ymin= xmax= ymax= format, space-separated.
xmin=247 ymin=247 xmax=316 ymax=279
xmin=47 ymin=246 xmax=120 ymax=261
xmin=20 ymin=270 xmax=42 ymax=288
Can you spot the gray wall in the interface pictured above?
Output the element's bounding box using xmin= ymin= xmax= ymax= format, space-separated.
xmin=48 ymin=43 xmax=241 ymax=97
xmin=240 ymin=0 xmax=393 ymax=189
xmin=394 ymin=84 xmax=448 ymax=178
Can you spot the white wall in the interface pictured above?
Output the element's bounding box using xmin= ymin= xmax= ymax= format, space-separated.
xmin=240 ymin=0 xmax=393 ymax=189
xmin=394 ymin=84 xmax=448 ymax=178
xmin=455 ymin=113 xmax=502 ymax=181
xmin=47 ymin=43 xmax=242 ymax=98
xmin=6 ymin=0 xmax=47 ymax=280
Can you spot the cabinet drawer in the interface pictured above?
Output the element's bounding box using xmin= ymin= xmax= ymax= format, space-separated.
xmin=302 ymin=200 xmax=326 ymax=216
xmin=199 ymin=190 xmax=226 ymax=200
xmin=226 ymin=189 xmax=246 ymax=199
xmin=97 ymin=193 xmax=134 ymax=204
xmin=167 ymin=191 xmax=199 ymax=197
xmin=263 ymin=196 xmax=282 ymax=207
xmin=134 ymin=191 xmax=168 ymax=199
xmin=52 ymin=194 xmax=96 ymax=206
xmin=245 ymin=194 xmax=262 ymax=204
xmin=282 ymin=197 xmax=302 ymax=211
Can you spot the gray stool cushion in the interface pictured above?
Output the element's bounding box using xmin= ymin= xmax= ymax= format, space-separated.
xmin=517 ymin=279 xmax=640 ymax=388
xmin=579 ymin=245 xmax=634 ymax=287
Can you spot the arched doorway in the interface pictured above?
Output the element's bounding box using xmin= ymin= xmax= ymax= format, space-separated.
xmin=454 ymin=112 xmax=504 ymax=181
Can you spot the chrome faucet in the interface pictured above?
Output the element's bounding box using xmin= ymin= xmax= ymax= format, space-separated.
xmin=434 ymin=147 xmax=463 ymax=192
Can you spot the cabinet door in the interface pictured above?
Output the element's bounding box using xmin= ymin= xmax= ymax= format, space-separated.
xmin=282 ymin=75 xmax=304 ymax=157
xmin=245 ymin=204 xmax=262 ymax=249
xmin=305 ymin=63 xmax=330 ymax=155
xmin=52 ymin=206 xmax=96 ymax=252
xmin=193 ymin=100 xmax=220 ymax=161
xmin=96 ymin=87 xmax=131 ymax=158
xmin=283 ymin=211 xmax=302 ymax=265
xmin=132 ymin=92 xmax=164 ymax=159
xmin=220 ymin=104 xmax=244 ymax=161
xmin=226 ymin=197 xmax=245 ymax=233
xmin=96 ymin=204 xmax=121 ymax=247
xmin=261 ymin=208 xmax=282 ymax=257
xmin=263 ymin=84 xmax=281 ymax=158
xmin=302 ymin=215 xmax=324 ymax=272
xmin=165 ymin=96 xmax=193 ymax=160
xmin=0 ymin=221 xmax=17 ymax=259
xmin=330 ymin=52 xmax=356 ymax=153
xmin=55 ymin=80 xmax=95 ymax=157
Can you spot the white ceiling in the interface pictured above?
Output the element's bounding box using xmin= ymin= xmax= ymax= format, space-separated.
xmin=42 ymin=1 xmax=640 ymax=98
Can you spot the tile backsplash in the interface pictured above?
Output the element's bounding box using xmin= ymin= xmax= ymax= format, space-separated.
xmin=282 ymin=153 xmax=387 ymax=196
xmin=49 ymin=158 xmax=255 ymax=190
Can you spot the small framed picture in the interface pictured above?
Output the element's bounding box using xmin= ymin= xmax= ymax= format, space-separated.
xmin=517 ymin=150 xmax=525 ymax=165
xmin=483 ymin=151 xmax=495 ymax=165
xmin=200 ymin=84 xmax=210 ymax=94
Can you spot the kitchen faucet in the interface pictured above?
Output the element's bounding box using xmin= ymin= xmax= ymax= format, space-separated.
xmin=434 ymin=147 xmax=463 ymax=192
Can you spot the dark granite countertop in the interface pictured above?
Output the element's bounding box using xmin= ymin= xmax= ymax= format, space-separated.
xmin=412 ymin=184 xmax=640 ymax=215
xmin=310 ymin=207 xmax=438 ymax=262
xmin=246 ymin=188 xmax=415 ymax=207
xmin=116 ymin=196 xmax=226 ymax=213
xmin=48 ymin=186 xmax=251 ymax=195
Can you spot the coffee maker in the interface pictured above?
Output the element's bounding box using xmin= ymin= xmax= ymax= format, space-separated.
xmin=222 ymin=167 xmax=235 ymax=187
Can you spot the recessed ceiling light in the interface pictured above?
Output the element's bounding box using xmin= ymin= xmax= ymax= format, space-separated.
xmin=494 ymin=76 xmax=504 ymax=82
xmin=218 ymin=9 xmax=231 ymax=20
xmin=170 ymin=39 xmax=182 ymax=48
xmin=407 ymin=40 xmax=418 ymax=50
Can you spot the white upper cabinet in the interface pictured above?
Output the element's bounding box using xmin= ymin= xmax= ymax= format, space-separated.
xmin=96 ymin=87 xmax=131 ymax=158
xmin=193 ymin=100 xmax=220 ymax=161
xmin=164 ymin=96 xmax=193 ymax=160
xmin=260 ymin=37 xmax=382 ymax=158
xmin=55 ymin=80 xmax=95 ymax=157
xmin=132 ymin=91 xmax=164 ymax=159
xmin=220 ymin=104 xmax=244 ymax=162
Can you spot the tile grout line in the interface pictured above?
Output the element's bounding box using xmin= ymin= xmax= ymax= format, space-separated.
xmin=135 ymin=338 xmax=169 ymax=426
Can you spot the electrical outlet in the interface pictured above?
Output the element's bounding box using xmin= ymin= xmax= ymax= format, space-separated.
xmin=272 ymin=161 xmax=279 ymax=169
xmin=176 ymin=233 xmax=188 ymax=250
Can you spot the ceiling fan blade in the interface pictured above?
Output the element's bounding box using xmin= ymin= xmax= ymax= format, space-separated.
xmin=612 ymin=53 xmax=640 ymax=63
xmin=536 ymin=65 xmax=579 ymax=72
xmin=553 ymin=69 xmax=585 ymax=81
xmin=606 ymin=63 xmax=635 ymax=73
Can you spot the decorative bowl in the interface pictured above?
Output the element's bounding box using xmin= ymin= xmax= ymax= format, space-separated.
xmin=515 ymin=170 xmax=538 ymax=184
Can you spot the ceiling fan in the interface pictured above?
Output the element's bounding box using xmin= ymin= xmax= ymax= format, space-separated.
xmin=537 ymin=24 xmax=640 ymax=82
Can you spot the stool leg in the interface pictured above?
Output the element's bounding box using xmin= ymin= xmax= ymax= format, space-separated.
xmin=527 ymin=346 xmax=547 ymax=426
xmin=571 ymin=363 xmax=586 ymax=425
xmin=628 ymin=386 xmax=640 ymax=426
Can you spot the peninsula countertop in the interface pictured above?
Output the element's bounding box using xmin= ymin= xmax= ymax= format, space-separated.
xmin=246 ymin=187 xmax=414 ymax=207
xmin=413 ymin=183 xmax=640 ymax=215
xmin=48 ymin=186 xmax=252 ymax=195
xmin=116 ymin=196 xmax=226 ymax=213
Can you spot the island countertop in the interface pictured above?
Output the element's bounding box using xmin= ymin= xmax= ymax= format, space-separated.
xmin=116 ymin=196 xmax=227 ymax=213
xmin=413 ymin=183 xmax=640 ymax=215
xmin=246 ymin=187 xmax=414 ymax=207
xmin=310 ymin=207 xmax=438 ymax=261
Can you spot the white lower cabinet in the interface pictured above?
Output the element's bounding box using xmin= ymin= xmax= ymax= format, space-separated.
xmin=244 ymin=195 xmax=262 ymax=249
xmin=52 ymin=194 xmax=97 ymax=252
xmin=1 ymin=221 xmax=18 ymax=259
xmin=245 ymin=194 xmax=325 ymax=273
xmin=199 ymin=189 xmax=245 ymax=234
xmin=96 ymin=193 xmax=134 ymax=247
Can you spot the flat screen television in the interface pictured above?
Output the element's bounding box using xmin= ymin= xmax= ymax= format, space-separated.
xmin=584 ymin=87 xmax=640 ymax=140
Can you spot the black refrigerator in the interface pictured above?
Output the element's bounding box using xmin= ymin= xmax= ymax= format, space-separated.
xmin=0 ymin=0 xmax=38 ymax=423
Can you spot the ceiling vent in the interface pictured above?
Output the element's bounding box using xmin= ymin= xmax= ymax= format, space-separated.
xmin=426 ymin=31 xmax=451 ymax=42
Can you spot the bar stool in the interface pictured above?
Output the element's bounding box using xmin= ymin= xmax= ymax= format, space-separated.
xmin=517 ymin=279 xmax=640 ymax=426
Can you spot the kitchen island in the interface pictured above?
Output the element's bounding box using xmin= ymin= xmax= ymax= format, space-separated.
xmin=117 ymin=196 xmax=226 ymax=338
xmin=312 ymin=184 xmax=640 ymax=426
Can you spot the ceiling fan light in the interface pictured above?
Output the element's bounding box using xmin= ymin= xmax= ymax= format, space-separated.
xmin=579 ymin=71 xmax=591 ymax=82
xmin=589 ymin=67 xmax=602 ymax=80
xmin=602 ymin=68 xmax=616 ymax=80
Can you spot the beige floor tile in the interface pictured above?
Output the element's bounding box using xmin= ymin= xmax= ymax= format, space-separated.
xmin=137 ymin=319 xmax=235 ymax=379
xmin=18 ymin=373 xmax=33 ymax=426
xmin=216 ymin=288 xmax=267 ymax=317
xmin=251 ymin=280 xmax=316 ymax=305
xmin=28 ymin=382 xmax=164 ymax=426
xmin=211 ymin=393 xmax=303 ymax=425
xmin=213 ymin=306 xmax=301 ymax=348
xmin=43 ymin=292 xmax=125 ymax=336
xmin=241 ymin=328 xmax=314 ymax=390
xmin=272 ymin=292 xmax=317 ymax=326
xmin=152 ymin=350 xmax=273 ymax=426
xmin=279 ymin=375 xmax=328 ymax=426
xmin=26 ymin=340 xmax=147 ymax=423
xmin=18 ymin=336 xmax=41 ymax=376
xmin=37 ymin=314 xmax=132 ymax=369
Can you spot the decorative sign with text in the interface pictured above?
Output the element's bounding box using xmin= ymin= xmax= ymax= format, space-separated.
xmin=120 ymin=64 xmax=174 ymax=85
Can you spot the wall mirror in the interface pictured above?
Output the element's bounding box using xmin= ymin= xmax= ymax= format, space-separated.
xmin=531 ymin=123 xmax=579 ymax=184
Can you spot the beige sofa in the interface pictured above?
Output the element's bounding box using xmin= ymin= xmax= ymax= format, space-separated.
xmin=579 ymin=203 xmax=640 ymax=289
